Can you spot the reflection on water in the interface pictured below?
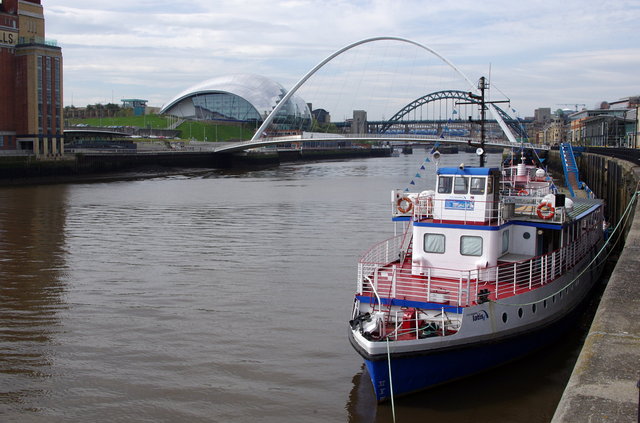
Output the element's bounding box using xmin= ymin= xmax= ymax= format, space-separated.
xmin=0 ymin=153 xmax=601 ymax=422
xmin=0 ymin=185 xmax=68 ymax=410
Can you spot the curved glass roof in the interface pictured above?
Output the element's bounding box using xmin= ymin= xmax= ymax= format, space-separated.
xmin=160 ymin=74 xmax=311 ymax=125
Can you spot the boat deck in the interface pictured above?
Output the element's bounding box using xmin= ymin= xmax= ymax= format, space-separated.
xmin=357 ymin=225 xmax=602 ymax=312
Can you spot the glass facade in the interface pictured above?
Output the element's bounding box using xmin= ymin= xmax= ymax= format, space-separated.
xmin=161 ymin=74 xmax=312 ymax=131
xmin=192 ymin=93 xmax=261 ymax=121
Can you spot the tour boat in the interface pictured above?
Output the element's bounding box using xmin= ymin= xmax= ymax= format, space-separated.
xmin=348 ymin=153 xmax=605 ymax=402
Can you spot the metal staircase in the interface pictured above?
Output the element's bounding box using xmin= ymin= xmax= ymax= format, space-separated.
xmin=559 ymin=143 xmax=592 ymax=198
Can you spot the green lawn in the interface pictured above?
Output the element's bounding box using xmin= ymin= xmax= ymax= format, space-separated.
xmin=67 ymin=115 xmax=169 ymax=129
xmin=66 ymin=115 xmax=257 ymax=141
xmin=176 ymin=121 xmax=254 ymax=141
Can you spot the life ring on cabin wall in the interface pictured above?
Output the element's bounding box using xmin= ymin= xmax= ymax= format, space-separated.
xmin=397 ymin=196 xmax=414 ymax=214
xmin=518 ymin=189 xmax=529 ymax=196
xmin=536 ymin=201 xmax=555 ymax=220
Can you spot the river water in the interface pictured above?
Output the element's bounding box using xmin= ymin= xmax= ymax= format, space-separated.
xmin=0 ymin=152 xmax=601 ymax=422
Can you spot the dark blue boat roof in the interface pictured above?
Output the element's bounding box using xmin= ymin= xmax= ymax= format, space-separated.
xmin=437 ymin=167 xmax=499 ymax=176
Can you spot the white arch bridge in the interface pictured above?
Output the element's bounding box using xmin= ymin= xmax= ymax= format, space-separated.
xmin=213 ymin=36 xmax=544 ymax=154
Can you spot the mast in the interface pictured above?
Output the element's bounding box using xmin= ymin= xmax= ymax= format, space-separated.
xmin=460 ymin=76 xmax=509 ymax=167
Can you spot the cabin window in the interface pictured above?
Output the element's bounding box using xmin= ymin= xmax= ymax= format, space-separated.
xmin=501 ymin=230 xmax=509 ymax=254
xmin=454 ymin=176 xmax=469 ymax=194
xmin=438 ymin=176 xmax=452 ymax=194
xmin=424 ymin=233 xmax=446 ymax=254
xmin=460 ymin=235 xmax=483 ymax=256
xmin=470 ymin=177 xmax=485 ymax=195
xmin=487 ymin=176 xmax=494 ymax=194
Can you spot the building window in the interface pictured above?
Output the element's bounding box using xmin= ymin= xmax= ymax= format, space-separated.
xmin=54 ymin=57 xmax=60 ymax=107
xmin=454 ymin=176 xmax=469 ymax=194
xmin=460 ymin=235 xmax=483 ymax=256
xmin=37 ymin=56 xmax=42 ymax=100
xmin=424 ymin=233 xmax=445 ymax=254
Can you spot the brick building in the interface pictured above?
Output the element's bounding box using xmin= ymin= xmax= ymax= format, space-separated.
xmin=0 ymin=0 xmax=63 ymax=157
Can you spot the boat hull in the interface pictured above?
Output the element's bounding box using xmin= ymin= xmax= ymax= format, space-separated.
xmin=356 ymin=282 xmax=596 ymax=402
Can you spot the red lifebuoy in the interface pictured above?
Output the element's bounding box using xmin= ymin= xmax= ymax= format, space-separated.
xmin=536 ymin=201 xmax=555 ymax=220
xmin=518 ymin=189 xmax=529 ymax=196
xmin=397 ymin=196 xmax=413 ymax=214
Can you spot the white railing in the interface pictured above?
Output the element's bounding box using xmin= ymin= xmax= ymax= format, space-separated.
xmin=395 ymin=196 xmax=569 ymax=225
xmin=358 ymin=225 xmax=602 ymax=307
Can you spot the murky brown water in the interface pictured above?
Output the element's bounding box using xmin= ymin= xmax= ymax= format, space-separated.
xmin=0 ymin=153 xmax=601 ymax=422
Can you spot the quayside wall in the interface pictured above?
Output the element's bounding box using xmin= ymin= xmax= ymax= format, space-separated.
xmin=546 ymin=150 xmax=640 ymax=422
xmin=0 ymin=147 xmax=391 ymax=184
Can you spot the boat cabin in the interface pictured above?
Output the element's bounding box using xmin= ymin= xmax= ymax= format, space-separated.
xmin=432 ymin=166 xmax=501 ymax=224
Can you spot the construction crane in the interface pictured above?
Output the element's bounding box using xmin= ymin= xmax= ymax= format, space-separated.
xmin=556 ymin=103 xmax=586 ymax=111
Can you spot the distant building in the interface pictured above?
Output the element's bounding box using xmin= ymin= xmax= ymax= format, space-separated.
xmin=306 ymin=103 xmax=331 ymax=125
xmin=312 ymin=108 xmax=331 ymax=124
xmin=160 ymin=74 xmax=312 ymax=133
xmin=121 ymin=99 xmax=148 ymax=116
xmin=351 ymin=110 xmax=367 ymax=134
xmin=568 ymin=105 xmax=634 ymax=147
xmin=0 ymin=0 xmax=63 ymax=157
xmin=534 ymin=108 xmax=551 ymax=124
xmin=538 ymin=115 xmax=566 ymax=146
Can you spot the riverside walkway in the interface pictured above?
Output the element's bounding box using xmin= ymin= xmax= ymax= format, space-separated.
xmin=552 ymin=159 xmax=640 ymax=422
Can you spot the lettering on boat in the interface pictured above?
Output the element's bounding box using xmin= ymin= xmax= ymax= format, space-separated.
xmin=445 ymin=199 xmax=474 ymax=210
xmin=470 ymin=310 xmax=489 ymax=322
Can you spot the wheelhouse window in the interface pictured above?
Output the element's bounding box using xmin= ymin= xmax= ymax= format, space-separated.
xmin=424 ymin=233 xmax=445 ymax=254
xmin=470 ymin=177 xmax=486 ymax=195
xmin=454 ymin=176 xmax=469 ymax=194
xmin=487 ymin=176 xmax=494 ymax=194
xmin=460 ymin=235 xmax=483 ymax=256
xmin=438 ymin=176 xmax=452 ymax=194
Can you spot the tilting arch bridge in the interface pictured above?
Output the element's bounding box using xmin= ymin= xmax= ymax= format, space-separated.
xmin=212 ymin=37 xmax=538 ymax=153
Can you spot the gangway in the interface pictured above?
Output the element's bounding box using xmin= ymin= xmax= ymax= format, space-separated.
xmin=559 ymin=142 xmax=592 ymax=198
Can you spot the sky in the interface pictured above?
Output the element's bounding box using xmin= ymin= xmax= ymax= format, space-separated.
xmin=44 ymin=0 xmax=640 ymax=119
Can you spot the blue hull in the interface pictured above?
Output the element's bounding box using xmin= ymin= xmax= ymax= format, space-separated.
xmin=363 ymin=318 xmax=570 ymax=401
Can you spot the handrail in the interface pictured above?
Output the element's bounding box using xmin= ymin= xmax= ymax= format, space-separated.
xmin=400 ymin=195 xmax=567 ymax=225
xmin=358 ymin=225 xmax=602 ymax=307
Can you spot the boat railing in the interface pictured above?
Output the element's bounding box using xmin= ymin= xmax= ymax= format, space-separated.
xmin=358 ymin=234 xmax=404 ymax=268
xmin=410 ymin=196 xmax=568 ymax=225
xmin=492 ymin=226 xmax=601 ymax=299
xmin=383 ymin=308 xmax=462 ymax=340
xmin=358 ymin=225 xmax=601 ymax=307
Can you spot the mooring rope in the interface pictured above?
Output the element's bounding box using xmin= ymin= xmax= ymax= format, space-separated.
xmin=490 ymin=189 xmax=640 ymax=307
xmin=386 ymin=337 xmax=396 ymax=423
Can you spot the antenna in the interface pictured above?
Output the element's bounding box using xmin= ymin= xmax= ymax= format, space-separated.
xmin=488 ymin=63 xmax=491 ymax=102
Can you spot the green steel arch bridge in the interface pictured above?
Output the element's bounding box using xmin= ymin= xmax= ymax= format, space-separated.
xmin=366 ymin=90 xmax=529 ymax=138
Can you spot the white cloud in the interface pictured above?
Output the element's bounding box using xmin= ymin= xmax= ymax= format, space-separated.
xmin=44 ymin=0 xmax=640 ymax=116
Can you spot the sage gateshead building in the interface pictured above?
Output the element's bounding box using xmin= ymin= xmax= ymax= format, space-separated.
xmin=160 ymin=74 xmax=312 ymax=133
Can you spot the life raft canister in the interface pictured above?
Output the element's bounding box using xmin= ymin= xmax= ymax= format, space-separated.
xmin=536 ymin=201 xmax=555 ymax=220
xmin=396 ymin=196 xmax=413 ymax=214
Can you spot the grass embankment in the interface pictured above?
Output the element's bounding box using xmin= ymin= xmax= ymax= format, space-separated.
xmin=67 ymin=115 xmax=256 ymax=142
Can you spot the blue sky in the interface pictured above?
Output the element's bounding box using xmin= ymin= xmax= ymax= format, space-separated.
xmin=45 ymin=0 xmax=640 ymax=118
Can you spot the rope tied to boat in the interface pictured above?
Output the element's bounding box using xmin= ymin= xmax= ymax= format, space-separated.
xmin=386 ymin=337 xmax=396 ymax=422
xmin=489 ymin=189 xmax=640 ymax=307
